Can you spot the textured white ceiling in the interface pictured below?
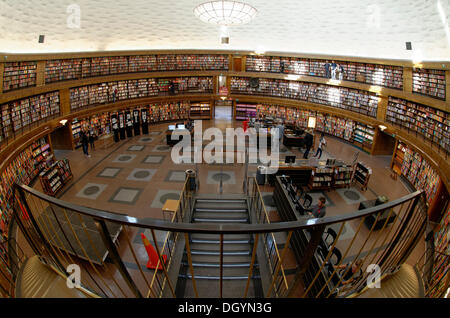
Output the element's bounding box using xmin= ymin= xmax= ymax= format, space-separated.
xmin=0 ymin=0 xmax=449 ymax=61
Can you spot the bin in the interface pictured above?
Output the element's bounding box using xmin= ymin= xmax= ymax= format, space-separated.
xmin=185 ymin=169 xmax=196 ymax=190
xmin=256 ymin=166 xmax=266 ymax=185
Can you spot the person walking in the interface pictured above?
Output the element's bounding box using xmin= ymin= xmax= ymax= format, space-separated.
xmin=314 ymin=132 xmax=327 ymax=159
xmin=80 ymin=131 xmax=90 ymax=157
xmin=303 ymin=129 xmax=314 ymax=159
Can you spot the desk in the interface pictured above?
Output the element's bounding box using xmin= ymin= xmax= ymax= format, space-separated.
xmin=283 ymin=133 xmax=305 ymax=148
xmin=162 ymin=199 xmax=179 ymax=220
xmin=359 ymin=199 xmax=396 ymax=230
xmin=166 ymin=127 xmax=193 ymax=146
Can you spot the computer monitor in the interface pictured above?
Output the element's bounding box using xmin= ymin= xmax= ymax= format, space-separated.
xmin=168 ymin=125 xmax=176 ymax=130
xmin=285 ymin=155 xmax=296 ymax=164
xmin=177 ymin=124 xmax=185 ymax=129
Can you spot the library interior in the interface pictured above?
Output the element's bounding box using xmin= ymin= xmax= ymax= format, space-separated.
xmin=0 ymin=0 xmax=448 ymax=300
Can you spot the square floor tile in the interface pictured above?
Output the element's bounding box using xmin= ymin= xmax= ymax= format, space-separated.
xmin=126 ymin=168 xmax=157 ymax=182
xmin=151 ymin=145 xmax=172 ymax=152
xmin=97 ymin=167 xmax=122 ymax=178
xmin=76 ymin=183 xmax=107 ymax=200
xmin=206 ymin=171 xmax=236 ymax=185
xmin=150 ymin=190 xmax=182 ymax=209
xmin=336 ymin=187 xmax=367 ymax=205
xmin=142 ymin=155 xmax=166 ymax=164
xmin=127 ymin=145 xmax=145 ymax=152
xmin=138 ymin=137 xmax=154 ymax=143
xmin=164 ymin=170 xmax=187 ymax=183
xmin=109 ymin=187 xmax=143 ymax=205
xmin=112 ymin=154 xmax=137 ymax=163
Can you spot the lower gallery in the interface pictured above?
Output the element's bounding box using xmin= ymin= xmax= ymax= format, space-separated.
xmin=0 ymin=1 xmax=448 ymax=303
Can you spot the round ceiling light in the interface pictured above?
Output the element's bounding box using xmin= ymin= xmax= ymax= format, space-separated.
xmin=194 ymin=1 xmax=257 ymax=26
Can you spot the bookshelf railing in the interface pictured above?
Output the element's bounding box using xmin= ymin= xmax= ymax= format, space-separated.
xmin=4 ymin=179 xmax=428 ymax=298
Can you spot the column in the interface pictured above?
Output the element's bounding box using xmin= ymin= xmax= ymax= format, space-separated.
xmin=403 ymin=67 xmax=413 ymax=93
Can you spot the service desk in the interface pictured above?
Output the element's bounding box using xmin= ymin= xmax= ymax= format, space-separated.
xmin=283 ymin=133 xmax=305 ymax=148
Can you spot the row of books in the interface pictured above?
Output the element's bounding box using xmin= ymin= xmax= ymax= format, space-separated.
xmin=0 ymin=136 xmax=53 ymax=236
xmin=255 ymin=103 xmax=374 ymax=150
xmin=309 ymin=165 xmax=354 ymax=190
xmin=230 ymin=77 xmax=379 ymax=117
xmin=39 ymin=159 xmax=72 ymax=196
xmin=0 ymin=92 xmax=60 ymax=142
xmin=394 ymin=141 xmax=440 ymax=204
xmin=412 ymin=68 xmax=446 ymax=100
xmin=426 ymin=205 xmax=449 ymax=298
xmin=2 ymin=62 xmax=37 ymax=92
xmin=245 ymin=56 xmax=404 ymax=89
xmin=386 ymin=96 xmax=449 ymax=153
xmin=44 ymin=55 xmax=229 ymax=83
xmin=70 ymin=77 xmax=213 ymax=110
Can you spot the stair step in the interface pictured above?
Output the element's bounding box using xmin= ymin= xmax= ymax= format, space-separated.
xmin=190 ymin=250 xmax=251 ymax=256
xmin=181 ymin=274 xmax=252 ymax=280
xmin=193 ymin=218 xmax=248 ymax=223
xmin=196 ymin=199 xmax=246 ymax=203
xmin=190 ymin=233 xmax=252 ymax=241
xmin=191 ymin=239 xmax=251 ymax=244
xmin=195 ymin=208 xmax=247 ymax=213
xmin=182 ymin=262 xmax=257 ymax=268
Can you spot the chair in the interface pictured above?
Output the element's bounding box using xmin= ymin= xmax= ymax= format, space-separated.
xmin=328 ymin=247 xmax=342 ymax=265
xmin=302 ymin=194 xmax=313 ymax=208
xmin=323 ymin=227 xmax=338 ymax=247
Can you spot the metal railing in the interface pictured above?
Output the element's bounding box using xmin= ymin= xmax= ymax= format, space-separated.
xmin=246 ymin=177 xmax=290 ymax=297
xmin=5 ymin=178 xmax=428 ymax=298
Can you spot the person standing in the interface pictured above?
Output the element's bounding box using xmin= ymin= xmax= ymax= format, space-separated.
xmin=276 ymin=120 xmax=285 ymax=144
xmin=314 ymin=132 xmax=327 ymax=159
xmin=303 ymin=129 xmax=314 ymax=159
xmin=89 ymin=129 xmax=96 ymax=151
xmin=80 ymin=131 xmax=90 ymax=157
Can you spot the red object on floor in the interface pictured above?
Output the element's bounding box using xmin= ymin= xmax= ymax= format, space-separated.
xmin=18 ymin=200 xmax=30 ymax=221
xmin=243 ymin=120 xmax=248 ymax=132
xmin=140 ymin=233 xmax=167 ymax=270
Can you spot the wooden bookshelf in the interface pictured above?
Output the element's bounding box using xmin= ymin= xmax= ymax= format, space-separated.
xmin=354 ymin=123 xmax=375 ymax=152
xmin=39 ymin=159 xmax=72 ymax=196
xmin=190 ymin=102 xmax=211 ymax=119
xmin=386 ymin=96 xmax=449 ymax=154
xmin=45 ymin=59 xmax=82 ymax=83
xmin=0 ymin=92 xmax=60 ymax=142
xmin=235 ymin=103 xmax=257 ymax=120
xmin=391 ymin=141 xmax=441 ymax=204
xmin=353 ymin=162 xmax=372 ymax=191
xmin=2 ymin=62 xmax=37 ymax=92
xmin=333 ymin=165 xmax=354 ymax=188
xmin=245 ymin=55 xmax=403 ymax=89
xmin=309 ymin=166 xmax=334 ymax=190
xmin=412 ymin=68 xmax=446 ymax=100
xmin=0 ymin=135 xmax=53 ymax=236
xmin=230 ymin=77 xmax=378 ymax=118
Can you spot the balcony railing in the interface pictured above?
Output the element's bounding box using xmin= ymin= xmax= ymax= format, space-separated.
xmin=1 ymin=177 xmax=428 ymax=298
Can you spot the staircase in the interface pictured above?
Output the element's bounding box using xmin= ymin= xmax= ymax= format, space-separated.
xmin=176 ymin=195 xmax=263 ymax=298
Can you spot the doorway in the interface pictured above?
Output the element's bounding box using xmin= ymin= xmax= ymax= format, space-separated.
xmin=214 ymin=100 xmax=233 ymax=120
